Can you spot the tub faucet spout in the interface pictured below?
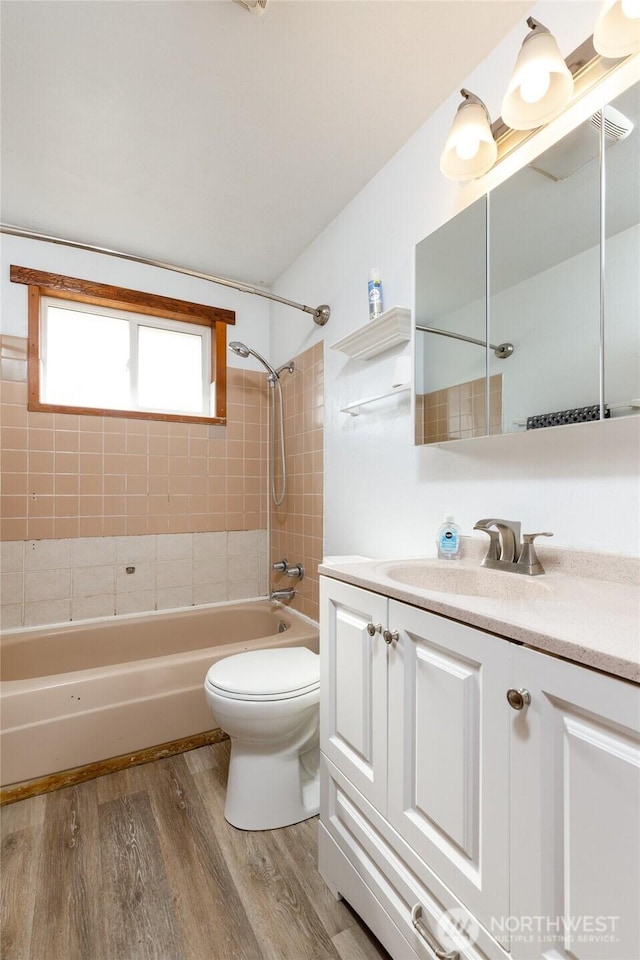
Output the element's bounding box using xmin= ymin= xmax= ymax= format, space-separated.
xmin=270 ymin=588 xmax=295 ymax=603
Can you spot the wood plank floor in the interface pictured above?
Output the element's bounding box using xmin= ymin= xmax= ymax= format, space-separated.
xmin=1 ymin=740 xmax=391 ymax=960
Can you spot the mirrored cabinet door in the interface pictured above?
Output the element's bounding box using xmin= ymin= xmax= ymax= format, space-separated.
xmin=489 ymin=119 xmax=602 ymax=435
xmin=414 ymin=196 xmax=487 ymax=444
xmin=604 ymin=82 xmax=640 ymax=417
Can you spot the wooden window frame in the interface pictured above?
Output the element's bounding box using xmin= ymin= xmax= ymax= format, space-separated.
xmin=10 ymin=265 xmax=235 ymax=424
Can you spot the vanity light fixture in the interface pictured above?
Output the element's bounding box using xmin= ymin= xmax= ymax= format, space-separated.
xmin=439 ymin=89 xmax=498 ymax=181
xmin=501 ymin=18 xmax=574 ymax=130
xmin=593 ymin=0 xmax=640 ymax=57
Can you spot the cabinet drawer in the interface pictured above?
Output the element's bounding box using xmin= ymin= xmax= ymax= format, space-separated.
xmin=321 ymin=756 xmax=509 ymax=960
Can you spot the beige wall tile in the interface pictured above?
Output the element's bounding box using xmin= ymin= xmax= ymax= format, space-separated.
xmin=0 ymin=603 xmax=23 ymax=628
xmin=72 ymin=565 xmax=115 ymax=598
xmin=115 ymin=590 xmax=156 ymax=615
xmin=0 ymin=540 xmax=24 ymax=573
xmin=156 ymin=559 xmax=192 ymax=588
xmin=28 ymin=450 xmax=54 ymax=473
xmin=228 ymin=529 xmax=261 ymax=555
xmin=79 ymin=518 xmax=104 ymax=537
xmin=193 ymin=531 xmax=227 ymax=558
xmin=116 ymin=562 xmax=155 ymax=593
xmin=1 ymin=426 xmax=27 ymax=450
xmin=192 ymin=557 xmax=227 ymax=585
xmin=192 ymin=582 xmax=227 ymax=605
xmin=157 ymin=585 xmax=193 ymax=610
xmin=72 ymin=536 xmax=116 ymax=567
xmin=1 ymin=380 xmax=27 ymax=403
xmin=26 ymin=518 xmax=54 ymax=539
xmin=71 ymin=595 xmax=115 ymax=621
xmin=228 ymin=556 xmax=260 ymax=582
xmin=24 ymin=538 xmax=71 ymax=570
xmin=2 ymin=449 xmax=28 ymax=472
xmin=1 ymin=572 xmax=23 ymax=604
xmin=156 ymin=532 xmax=192 ymax=559
xmin=24 ymin=599 xmax=71 ymax=627
xmin=228 ymin=580 xmax=260 ymax=601
xmin=126 ymin=516 xmax=149 ymax=535
xmin=25 ymin=568 xmax=71 ymax=602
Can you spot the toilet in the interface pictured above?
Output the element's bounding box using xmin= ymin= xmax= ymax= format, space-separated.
xmin=204 ymin=646 xmax=320 ymax=831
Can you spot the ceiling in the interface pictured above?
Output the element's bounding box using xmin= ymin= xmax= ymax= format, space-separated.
xmin=1 ymin=0 xmax=530 ymax=286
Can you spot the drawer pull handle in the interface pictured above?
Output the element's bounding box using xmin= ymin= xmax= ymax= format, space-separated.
xmin=411 ymin=905 xmax=459 ymax=960
xmin=383 ymin=629 xmax=399 ymax=645
xmin=366 ymin=622 xmax=382 ymax=637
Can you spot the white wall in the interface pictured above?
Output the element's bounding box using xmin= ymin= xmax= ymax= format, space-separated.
xmin=270 ymin=1 xmax=640 ymax=558
xmin=1 ymin=235 xmax=271 ymax=371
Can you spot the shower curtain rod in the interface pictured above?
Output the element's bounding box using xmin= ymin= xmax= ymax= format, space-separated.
xmin=416 ymin=323 xmax=514 ymax=359
xmin=0 ymin=223 xmax=331 ymax=327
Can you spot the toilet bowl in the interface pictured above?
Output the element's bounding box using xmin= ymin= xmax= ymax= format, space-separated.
xmin=204 ymin=646 xmax=320 ymax=831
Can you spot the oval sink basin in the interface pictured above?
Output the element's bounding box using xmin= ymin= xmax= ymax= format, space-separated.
xmin=383 ymin=561 xmax=553 ymax=601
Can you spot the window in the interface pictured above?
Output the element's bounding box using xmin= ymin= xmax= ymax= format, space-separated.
xmin=10 ymin=266 xmax=234 ymax=423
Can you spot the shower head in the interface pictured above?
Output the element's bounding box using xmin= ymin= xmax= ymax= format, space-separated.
xmin=228 ymin=340 xmax=280 ymax=381
xmin=229 ymin=341 xmax=251 ymax=359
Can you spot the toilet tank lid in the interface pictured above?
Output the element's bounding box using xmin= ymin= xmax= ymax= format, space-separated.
xmin=205 ymin=646 xmax=319 ymax=697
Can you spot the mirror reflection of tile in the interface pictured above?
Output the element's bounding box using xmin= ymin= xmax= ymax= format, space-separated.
xmin=415 ymin=374 xmax=502 ymax=444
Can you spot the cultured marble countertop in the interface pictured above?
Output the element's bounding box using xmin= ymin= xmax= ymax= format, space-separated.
xmin=319 ymin=544 xmax=640 ymax=684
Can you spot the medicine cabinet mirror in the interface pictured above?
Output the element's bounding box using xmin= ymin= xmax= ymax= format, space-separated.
xmin=414 ymin=78 xmax=639 ymax=445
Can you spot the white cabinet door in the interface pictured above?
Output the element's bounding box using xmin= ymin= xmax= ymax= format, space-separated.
xmin=387 ymin=600 xmax=511 ymax=937
xmin=510 ymin=645 xmax=640 ymax=960
xmin=320 ymin=577 xmax=389 ymax=812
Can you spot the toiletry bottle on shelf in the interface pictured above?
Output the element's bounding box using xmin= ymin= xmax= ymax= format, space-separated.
xmin=368 ymin=268 xmax=383 ymax=320
xmin=436 ymin=514 xmax=461 ymax=560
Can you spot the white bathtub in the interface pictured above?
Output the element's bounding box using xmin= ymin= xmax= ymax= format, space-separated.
xmin=0 ymin=599 xmax=318 ymax=787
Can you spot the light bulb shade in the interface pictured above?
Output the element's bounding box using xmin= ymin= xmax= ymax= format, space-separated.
xmin=440 ymin=98 xmax=498 ymax=181
xmin=501 ymin=29 xmax=574 ymax=130
xmin=594 ymin=0 xmax=640 ymax=58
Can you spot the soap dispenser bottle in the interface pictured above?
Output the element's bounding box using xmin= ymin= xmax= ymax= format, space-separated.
xmin=436 ymin=514 xmax=461 ymax=560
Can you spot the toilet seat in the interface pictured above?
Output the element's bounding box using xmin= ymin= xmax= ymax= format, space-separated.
xmin=205 ymin=647 xmax=319 ymax=702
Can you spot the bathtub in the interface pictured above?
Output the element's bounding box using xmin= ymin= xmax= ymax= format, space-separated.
xmin=0 ymin=600 xmax=318 ymax=788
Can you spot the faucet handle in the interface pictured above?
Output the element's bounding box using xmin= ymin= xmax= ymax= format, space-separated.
xmin=518 ymin=532 xmax=553 ymax=575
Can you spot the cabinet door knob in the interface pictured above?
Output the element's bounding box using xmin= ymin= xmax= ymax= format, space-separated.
xmin=383 ymin=629 xmax=399 ymax=645
xmin=507 ymin=688 xmax=531 ymax=710
xmin=366 ymin=622 xmax=382 ymax=637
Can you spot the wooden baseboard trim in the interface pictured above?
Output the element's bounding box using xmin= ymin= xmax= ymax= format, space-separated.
xmin=0 ymin=728 xmax=229 ymax=806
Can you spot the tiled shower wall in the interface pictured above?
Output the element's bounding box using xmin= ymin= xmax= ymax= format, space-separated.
xmin=270 ymin=342 xmax=323 ymax=622
xmin=0 ymin=336 xmax=270 ymax=627
xmin=0 ymin=531 xmax=268 ymax=629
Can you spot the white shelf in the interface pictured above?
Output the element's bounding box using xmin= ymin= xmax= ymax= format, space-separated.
xmin=341 ymin=384 xmax=410 ymax=417
xmin=330 ymin=306 xmax=411 ymax=361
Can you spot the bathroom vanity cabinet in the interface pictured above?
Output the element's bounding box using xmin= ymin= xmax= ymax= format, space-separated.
xmin=319 ymin=576 xmax=640 ymax=960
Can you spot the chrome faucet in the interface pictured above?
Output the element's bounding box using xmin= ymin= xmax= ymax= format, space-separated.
xmin=474 ymin=518 xmax=553 ymax=576
xmin=270 ymin=587 xmax=295 ymax=602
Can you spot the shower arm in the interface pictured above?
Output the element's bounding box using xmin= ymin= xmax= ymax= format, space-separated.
xmin=0 ymin=222 xmax=331 ymax=327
